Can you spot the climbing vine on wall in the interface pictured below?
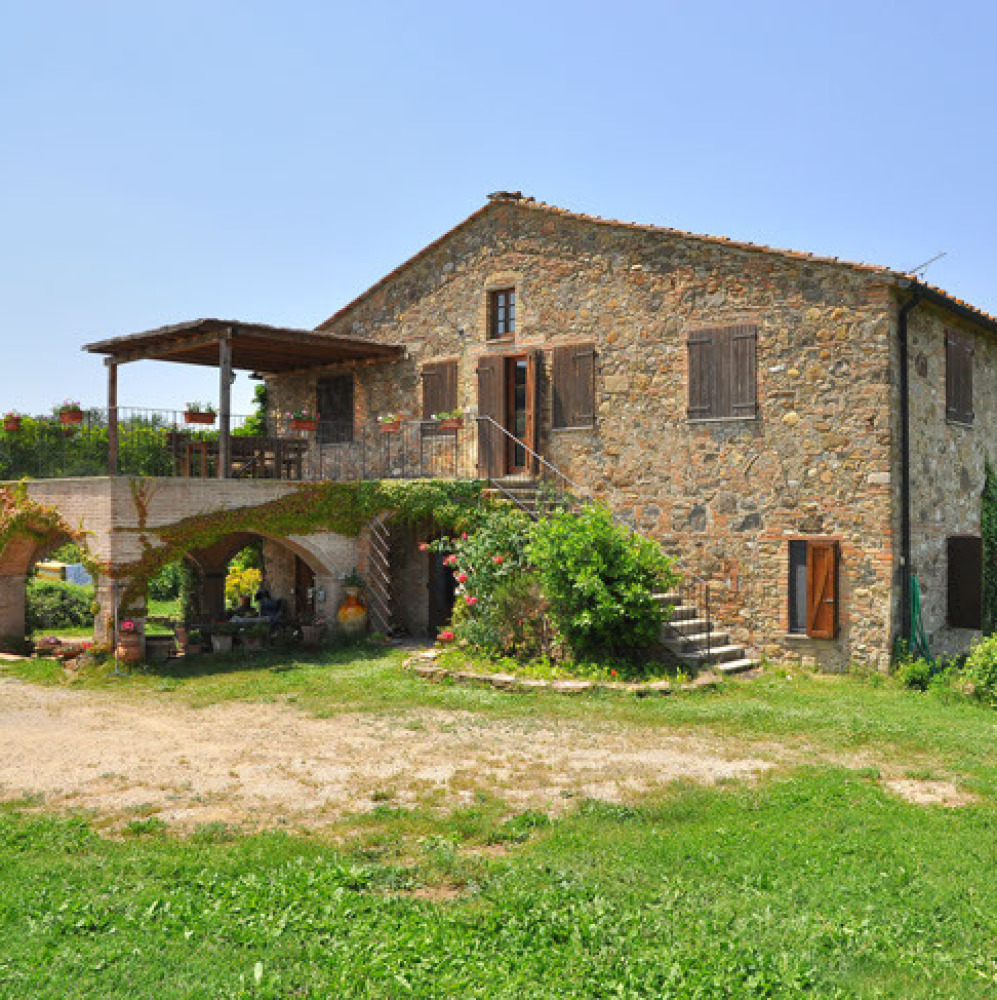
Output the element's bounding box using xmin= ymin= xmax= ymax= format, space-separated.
xmin=115 ymin=478 xmax=489 ymax=611
xmin=0 ymin=481 xmax=101 ymax=581
xmin=983 ymin=460 xmax=997 ymax=636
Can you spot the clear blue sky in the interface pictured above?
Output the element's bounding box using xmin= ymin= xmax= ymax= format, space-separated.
xmin=2 ymin=0 xmax=995 ymax=415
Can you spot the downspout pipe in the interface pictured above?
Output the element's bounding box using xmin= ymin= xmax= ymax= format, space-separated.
xmin=897 ymin=283 xmax=925 ymax=644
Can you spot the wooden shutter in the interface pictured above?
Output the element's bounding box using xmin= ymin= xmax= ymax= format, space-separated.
xmin=316 ymin=374 xmax=354 ymax=443
xmin=946 ymin=330 xmax=974 ymax=425
xmin=421 ymin=361 xmax=457 ymax=421
xmin=806 ymin=540 xmax=839 ymax=639
xmin=552 ymin=343 xmax=596 ymax=428
xmin=525 ymin=350 xmax=542 ymax=469
xmin=730 ymin=325 xmax=758 ymax=418
xmin=688 ymin=325 xmax=757 ymax=419
xmin=476 ymin=355 xmax=505 ymax=478
xmin=687 ymin=329 xmax=715 ymax=419
xmin=948 ymin=536 xmax=982 ymax=629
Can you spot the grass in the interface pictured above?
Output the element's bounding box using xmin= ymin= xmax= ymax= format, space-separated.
xmin=4 ymin=650 xmax=997 ymax=996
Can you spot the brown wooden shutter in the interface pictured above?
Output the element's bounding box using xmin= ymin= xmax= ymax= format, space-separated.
xmin=946 ymin=330 xmax=974 ymax=424
xmin=948 ymin=535 xmax=982 ymax=629
xmin=730 ymin=325 xmax=758 ymax=418
xmin=421 ymin=361 xmax=457 ymax=421
xmin=476 ymin=355 xmax=505 ymax=478
xmin=687 ymin=329 xmax=715 ymax=419
xmin=806 ymin=540 xmax=839 ymax=639
xmin=552 ymin=343 xmax=596 ymax=428
xmin=525 ymin=350 xmax=542 ymax=470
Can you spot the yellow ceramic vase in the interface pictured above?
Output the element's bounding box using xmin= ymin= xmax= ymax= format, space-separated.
xmin=337 ymin=586 xmax=368 ymax=637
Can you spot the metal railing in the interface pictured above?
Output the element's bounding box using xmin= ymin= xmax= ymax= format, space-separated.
xmin=475 ymin=415 xmax=713 ymax=661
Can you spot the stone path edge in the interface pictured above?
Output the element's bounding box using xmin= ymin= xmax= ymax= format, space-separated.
xmin=404 ymin=649 xmax=723 ymax=697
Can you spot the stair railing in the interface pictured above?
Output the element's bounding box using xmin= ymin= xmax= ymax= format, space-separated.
xmin=474 ymin=415 xmax=712 ymax=661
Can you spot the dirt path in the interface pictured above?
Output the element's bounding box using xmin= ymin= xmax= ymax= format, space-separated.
xmin=0 ymin=677 xmax=781 ymax=832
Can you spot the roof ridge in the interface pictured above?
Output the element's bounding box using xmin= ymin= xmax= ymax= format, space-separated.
xmin=316 ymin=195 xmax=997 ymax=334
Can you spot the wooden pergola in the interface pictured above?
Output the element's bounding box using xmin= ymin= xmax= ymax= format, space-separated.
xmin=84 ymin=319 xmax=404 ymax=478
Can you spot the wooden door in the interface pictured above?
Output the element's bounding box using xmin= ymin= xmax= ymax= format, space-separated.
xmin=294 ymin=556 xmax=315 ymax=620
xmin=476 ymin=355 xmax=506 ymax=478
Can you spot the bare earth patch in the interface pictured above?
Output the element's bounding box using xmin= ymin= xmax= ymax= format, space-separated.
xmin=883 ymin=778 xmax=976 ymax=808
xmin=0 ymin=677 xmax=775 ymax=832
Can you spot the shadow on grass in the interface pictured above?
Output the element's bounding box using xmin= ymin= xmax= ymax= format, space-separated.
xmin=129 ymin=639 xmax=396 ymax=681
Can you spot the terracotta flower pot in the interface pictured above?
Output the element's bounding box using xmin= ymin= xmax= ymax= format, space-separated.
xmin=290 ymin=418 xmax=318 ymax=432
xmin=59 ymin=410 xmax=83 ymax=425
xmin=336 ymin=586 xmax=368 ymax=638
xmin=379 ymin=421 xmax=401 ymax=434
xmin=3 ymin=418 xmax=21 ymax=432
xmin=185 ymin=411 xmax=216 ymax=425
xmin=116 ymin=633 xmax=143 ymax=662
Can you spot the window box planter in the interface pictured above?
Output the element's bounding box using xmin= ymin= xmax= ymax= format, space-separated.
xmin=3 ymin=417 xmax=21 ymax=432
xmin=185 ymin=411 xmax=216 ymax=425
xmin=379 ymin=420 xmax=402 ymax=434
xmin=290 ymin=418 xmax=318 ymax=432
xmin=437 ymin=417 xmax=464 ymax=431
xmin=59 ymin=409 xmax=84 ymax=425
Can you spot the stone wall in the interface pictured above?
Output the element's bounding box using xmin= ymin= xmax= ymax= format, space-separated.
xmin=268 ymin=200 xmax=901 ymax=669
xmin=906 ymin=301 xmax=997 ymax=656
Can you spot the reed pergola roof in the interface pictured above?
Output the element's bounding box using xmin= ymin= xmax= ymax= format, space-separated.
xmin=83 ymin=318 xmax=404 ymax=373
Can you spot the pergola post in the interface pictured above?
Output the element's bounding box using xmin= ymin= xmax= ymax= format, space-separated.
xmin=106 ymin=359 xmax=118 ymax=477
xmin=218 ymin=331 xmax=232 ymax=479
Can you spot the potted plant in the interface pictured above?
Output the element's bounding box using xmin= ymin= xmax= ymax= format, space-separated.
xmin=3 ymin=410 xmax=22 ymax=432
xmin=300 ymin=616 xmax=326 ymax=648
xmin=184 ymin=401 xmax=217 ymax=425
xmin=432 ymin=407 xmax=464 ymax=431
xmin=56 ymin=400 xmax=84 ymax=425
xmin=185 ymin=629 xmax=204 ymax=656
xmin=288 ymin=407 xmax=319 ymax=432
xmin=378 ymin=412 xmax=405 ymax=433
xmin=210 ymin=621 xmax=236 ymax=653
xmin=116 ymin=618 xmax=143 ymax=662
xmin=33 ymin=634 xmax=62 ymax=657
xmin=240 ymin=622 xmax=269 ymax=651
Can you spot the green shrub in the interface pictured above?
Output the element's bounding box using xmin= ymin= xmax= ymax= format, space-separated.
xmin=147 ymin=560 xmax=183 ymax=601
xmin=526 ymin=501 xmax=679 ymax=659
xmin=25 ymin=579 xmax=94 ymax=632
xmin=964 ymin=634 xmax=997 ymax=707
xmin=897 ymin=656 xmax=933 ymax=691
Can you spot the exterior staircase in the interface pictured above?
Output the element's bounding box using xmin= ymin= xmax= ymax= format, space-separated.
xmin=477 ymin=418 xmax=760 ymax=675
xmin=654 ymin=590 xmax=758 ymax=674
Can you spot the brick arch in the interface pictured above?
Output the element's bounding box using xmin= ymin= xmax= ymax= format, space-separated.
xmin=0 ymin=526 xmax=80 ymax=649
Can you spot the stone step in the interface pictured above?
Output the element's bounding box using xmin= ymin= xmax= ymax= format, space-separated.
xmin=672 ymin=630 xmax=730 ymax=649
xmin=684 ymin=643 xmax=748 ymax=664
xmin=666 ymin=605 xmax=699 ymax=622
xmin=666 ymin=616 xmax=711 ymax=636
xmin=715 ymin=658 xmax=759 ymax=675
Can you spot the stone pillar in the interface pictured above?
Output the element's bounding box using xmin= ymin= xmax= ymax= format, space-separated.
xmin=94 ymin=578 xmax=146 ymax=655
xmin=314 ymin=574 xmax=341 ymax=627
xmin=0 ymin=575 xmax=26 ymax=649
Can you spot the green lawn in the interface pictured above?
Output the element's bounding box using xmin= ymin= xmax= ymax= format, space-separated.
xmin=2 ymin=650 xmax=997 ymax=997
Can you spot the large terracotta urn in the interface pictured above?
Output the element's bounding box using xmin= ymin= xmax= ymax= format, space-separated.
xmin=336 ymin=586 xmax=368 ymax=638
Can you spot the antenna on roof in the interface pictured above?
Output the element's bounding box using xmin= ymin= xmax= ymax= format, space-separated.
xmin=908 ymin=251 xmax=947 ymax=276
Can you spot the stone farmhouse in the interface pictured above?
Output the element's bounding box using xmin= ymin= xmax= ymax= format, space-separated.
xmin=2 ymin=192 xmax=994 ymax=671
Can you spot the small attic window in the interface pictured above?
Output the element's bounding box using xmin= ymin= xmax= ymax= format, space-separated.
xmin=488 ymin=289 xmax=516 ymax=339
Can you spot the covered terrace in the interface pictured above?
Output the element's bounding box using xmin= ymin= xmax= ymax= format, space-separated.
xmin=83 ymin=319 xmax=404 ymax=479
